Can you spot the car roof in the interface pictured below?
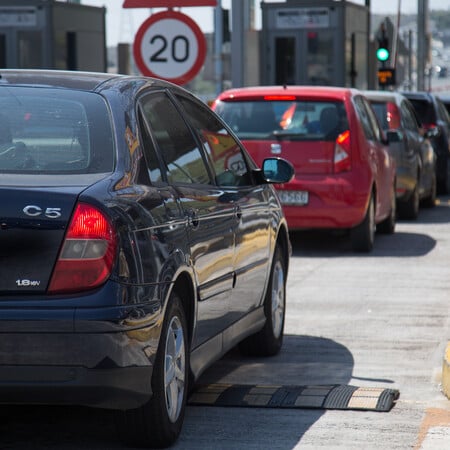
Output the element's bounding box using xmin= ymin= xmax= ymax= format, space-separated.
xmin=216 ymin=85 xmax=360 ymax=102
xmin=0 ymin=69 xmax=123 ymax=91
xmin=0 ymin=69 xmax=175 ymax=93
xmin=363 ymin=90 xmax=406 ymax=103
xmin=400 ymin=91 xmax=434 ymax=101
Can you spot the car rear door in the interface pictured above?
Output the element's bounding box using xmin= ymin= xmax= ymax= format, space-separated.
xmin=139 ymin=91 xmax=236 ymax=349
xmin=176 ymin=94 xmax=273 ymax=324
xmin=354 ymin=95 xmax=394 ymax=220
xmin=400 ymin=99 xmax=422 ymax=172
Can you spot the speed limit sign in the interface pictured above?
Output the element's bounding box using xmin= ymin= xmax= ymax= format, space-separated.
xmin=133 ymin=10 xmax=206 ymax=85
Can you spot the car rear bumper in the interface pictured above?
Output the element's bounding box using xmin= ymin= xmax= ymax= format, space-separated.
xmin=279 ymin=174 xmax=369 ymax=230
xmin=0 ymin=283 xmax=163 ymax=410
xmin=0 ymin=365 xmax=153 ymax=409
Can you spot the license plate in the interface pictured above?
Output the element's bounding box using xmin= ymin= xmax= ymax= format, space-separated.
xmin=278 ymin=190 xmax=309 ymax=206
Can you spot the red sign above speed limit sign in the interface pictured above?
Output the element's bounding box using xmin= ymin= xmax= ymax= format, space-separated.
xmin=133 ymin=10 xmax=206 ymax=85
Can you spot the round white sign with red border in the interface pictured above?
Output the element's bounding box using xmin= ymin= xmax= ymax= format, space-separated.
xmin=133 ymin=10 xmax=206 ymax=85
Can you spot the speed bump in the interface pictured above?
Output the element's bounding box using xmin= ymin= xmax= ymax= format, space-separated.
xmin=189 ymin=383 xmax=399 ymax=412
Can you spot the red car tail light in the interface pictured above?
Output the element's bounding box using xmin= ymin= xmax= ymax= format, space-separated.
xmin=422 ymin=122 xmax=438 ymax=131
xmin=333 ymin=130 xmax=352 ymax=173
xmin=48 ymin=203 xmax=117 ymax=294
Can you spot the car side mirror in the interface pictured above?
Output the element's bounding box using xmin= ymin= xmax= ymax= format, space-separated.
xmin=386 ymin=129 xmax=403 ymax=143
xmin=260 ymin=158 xmax=294 ymax=184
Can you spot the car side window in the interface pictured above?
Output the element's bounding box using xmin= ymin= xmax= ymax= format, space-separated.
xmin=354 ymin=96 xmax=376 ymax=141
xmin=401 ymin=101 xmax=417 ymax=132
xmin=175 ymin=94 xmax=253 ymax=187
xmin=139 ymin=92 xmax=212 ymax=185
xmin=137 ymin=107 xmax=165 ymax=185
xmin=363 ymin=98 xmax=384 ymax=142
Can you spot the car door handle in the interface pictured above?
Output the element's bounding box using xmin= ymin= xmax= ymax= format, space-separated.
xmin=235 ymin=205 xmax=242 ymax=221
xmin=186 ymin=208 xmax=199 ymax=228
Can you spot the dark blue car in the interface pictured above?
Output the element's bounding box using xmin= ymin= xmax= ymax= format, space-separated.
xmin=0 ymin=70 xmax=293 ymax=448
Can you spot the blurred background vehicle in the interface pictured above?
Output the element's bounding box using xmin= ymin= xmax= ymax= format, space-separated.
xmin=438 ymin=94 xmax=450 ymax=117
xmin=400 ymin=91 xmax=450 ymax=194
xmin=364 ymin=90 xmax=437 ymax=219
xmin=212 ymin=86 xmax=397 ymax=252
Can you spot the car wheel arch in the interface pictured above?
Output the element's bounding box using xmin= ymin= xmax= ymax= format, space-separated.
xmin=275 ymin=222 xmax=291 ymax=272
xmin=168 ymin=271 xmax=196 ymax=346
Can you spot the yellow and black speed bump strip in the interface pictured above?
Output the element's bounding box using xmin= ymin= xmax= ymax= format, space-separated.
xmin=188 ymin=384 xmax=400 ymax=412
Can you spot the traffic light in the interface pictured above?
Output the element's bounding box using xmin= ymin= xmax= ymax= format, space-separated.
xmin=222 ymin=8 xmax=230 ymax=44
xmin=376 ymin=23 xmax=390 ymax=63
xmin=376 ymin=38 xmax=390 ymax=62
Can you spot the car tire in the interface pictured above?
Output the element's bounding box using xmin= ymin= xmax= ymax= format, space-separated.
xmin=350 ymin=194 xmax=375 ymax=252
xmin=399 ymin=182 xmax=419 ymax=220
xmin=422 ymin=173 xmax=437 ymax=208
xmin=377 ymin=184 xmax=396 ymax=234
xmin=239 ymin=245 xmax=286 ymax=357
xmin=115 ymin=292 xmax=188 ymax=449
xmin=437 ymin=157 xmax=449 ymax=195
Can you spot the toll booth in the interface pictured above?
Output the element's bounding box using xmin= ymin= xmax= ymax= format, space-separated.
xmin=0 ymin=0 xmax=106 ymax=71
xmin=260 ymin=0 xmax=370 ymax=89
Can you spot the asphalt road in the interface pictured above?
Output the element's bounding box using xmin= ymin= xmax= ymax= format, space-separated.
xmin=1 ymin=196 xmax=450 ymax=449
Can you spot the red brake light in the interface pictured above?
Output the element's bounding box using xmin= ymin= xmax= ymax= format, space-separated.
xmin=48 ymin=203 xmax=117 ymax=294
xmin=334 ymin=130 xmax=351 ymax=173
xmin=263 ymin=95 xmax=296 ymax=101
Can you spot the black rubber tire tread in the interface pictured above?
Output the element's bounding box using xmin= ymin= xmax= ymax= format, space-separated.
xmin=350 ymin=195 xmax=375 ymax=252
xmin=398 ymin=183 xmax=419 ymax=220
xmin=421 ymin=173 xmax=437 ymax=208
xmin=377 ymin=184 xmax=396 ymax=234
xmin=115 ymin=292 xmax=188 ymax=449
xmin=239 ymin=245 xmax=286 ymax=357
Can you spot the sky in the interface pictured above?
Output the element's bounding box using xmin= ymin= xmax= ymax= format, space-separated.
xmin=80 ymin=0 xmax=450 ymax=47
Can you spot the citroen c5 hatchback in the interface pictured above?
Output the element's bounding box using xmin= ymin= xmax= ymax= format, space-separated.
xmin=0 ymin=70 xmax=294 ymax=448
xmin=212 ymin=86 xmax=397 ymax=252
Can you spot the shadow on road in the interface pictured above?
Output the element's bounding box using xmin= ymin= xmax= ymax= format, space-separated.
xmin=290 ymin=229 xmax=436 ymax=258
xmin=195 ymin=334 xmax=354 ymax=387
xmin=179 ymin=335 xmax=355 ymax=449
xmin=289 ymin=195 xmax=449 ymax=258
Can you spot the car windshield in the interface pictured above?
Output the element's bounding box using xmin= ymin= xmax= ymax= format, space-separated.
xmin=0 ymin=86 xmax=114 ymax=174
xmin=215 ymin=100 xmax=348 ymax=141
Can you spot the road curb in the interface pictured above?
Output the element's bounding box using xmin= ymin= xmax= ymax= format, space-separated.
xmin=443 ymin=341 xmax=450 ymax=400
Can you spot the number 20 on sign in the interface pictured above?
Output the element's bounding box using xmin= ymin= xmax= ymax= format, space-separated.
xmin=133 ymin=10 xmax=206 ymax=85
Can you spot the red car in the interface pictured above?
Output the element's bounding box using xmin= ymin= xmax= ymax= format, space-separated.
xmin=212 ymin=86 xmax=397 ymax=252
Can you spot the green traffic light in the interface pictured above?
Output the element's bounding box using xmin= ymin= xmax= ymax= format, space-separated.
xmin=377 ymin=47 xmax=390 ymax=62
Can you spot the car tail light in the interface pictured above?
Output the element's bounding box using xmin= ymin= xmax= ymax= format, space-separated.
xmin=333 ymin=130 xmax=351 ymax=173
xmin=48 ymin=203 xmax=117 ymax=294
xmin=422 ymin=122 xmax=438 ymax=131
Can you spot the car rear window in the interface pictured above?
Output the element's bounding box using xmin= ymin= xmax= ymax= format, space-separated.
xmin=371 ymin=101 xmax=400 ymax=130
xmin=0 ymin=86 xmax=114 ymax=174
xmin=214 ymin=99 xmax=348 ymax=141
